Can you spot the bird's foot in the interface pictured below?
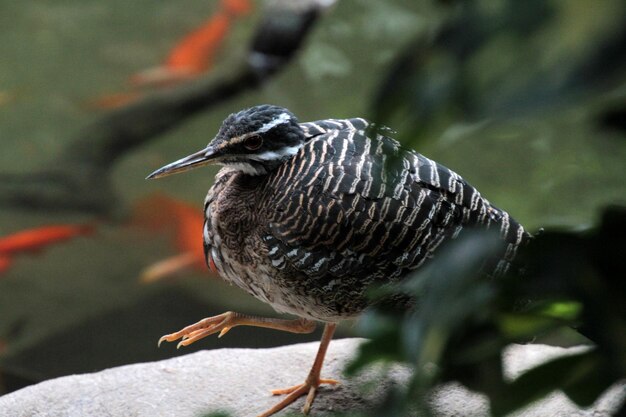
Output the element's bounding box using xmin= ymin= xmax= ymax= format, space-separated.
xmin=158 ymin=311 xmax=242 ymax=348
xmin=255 ymin=323 xmax=337 ymax=416
xmin=158 ymin=312 xmax=316 ymax=348
xmin=257 ymin=377 xmax=339 ymax=417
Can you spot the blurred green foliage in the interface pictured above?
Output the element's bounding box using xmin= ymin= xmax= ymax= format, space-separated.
xmin=373 ymin=0 xmax=626 ymax=140
xmin=348 ymin=206 xmax=626 ymax=416
xmin=346 ymin=1 xmax=626 ymax=413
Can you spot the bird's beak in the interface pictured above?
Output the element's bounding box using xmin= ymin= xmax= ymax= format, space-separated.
xmin=146 ymin=145 xmax=218 ymax=179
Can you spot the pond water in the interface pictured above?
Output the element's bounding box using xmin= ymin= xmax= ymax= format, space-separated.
xmin=0 ymin=0 xmax=624 ymax=394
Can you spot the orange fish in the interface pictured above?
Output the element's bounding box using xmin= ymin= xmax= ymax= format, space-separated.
xmin=131 ymin=0 xmax=252 ymax=87
xmin=90 ymin=0 xmax=252 ymax=109
xmin=0 ymin=224 xmax=94 ymax=276
xmin=140 ymin=252 xmax=199 ymax=284
xmin=132 ymin=194 xmax=209 ymax=283
xmin=0 ymin=224 xmax=94 ymax=255
xmin=164 ymin=12 xmax=230 ymax=75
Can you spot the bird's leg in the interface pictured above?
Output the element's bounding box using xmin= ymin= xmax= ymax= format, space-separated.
xmin=258 ymin=323 xmax=338 ymax=417
xmin=158 ymin=311 xmax=316 ymax=348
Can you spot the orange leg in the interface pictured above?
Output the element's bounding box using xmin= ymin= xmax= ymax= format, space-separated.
xmin=257 ymin=323 xmax=338 ymax=417
xmin=158 ymin=311 xmax=316 ymax=348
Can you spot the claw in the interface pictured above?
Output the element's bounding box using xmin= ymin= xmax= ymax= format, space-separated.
xmin=218 ymin=326 xmax=231 ymax=338
xmin=158 ymin=334 xmax=175 ymax=347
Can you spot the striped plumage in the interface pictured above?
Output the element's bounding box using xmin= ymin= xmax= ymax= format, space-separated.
xmin=149 ymin=104 xmax=529 ymax=417
xmin=200 ymin=108 xmax=528 ymax=321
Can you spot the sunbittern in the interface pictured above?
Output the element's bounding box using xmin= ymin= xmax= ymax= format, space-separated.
xmin=147 ymin=105 xmax=528 ymax=416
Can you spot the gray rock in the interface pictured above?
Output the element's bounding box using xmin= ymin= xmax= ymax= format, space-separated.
xmin=0 ymin=339 xmax=623 ymax=417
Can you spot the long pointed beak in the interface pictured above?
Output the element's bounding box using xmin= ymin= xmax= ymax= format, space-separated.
xmin=146 ymin=145 xmax=218 ymax=179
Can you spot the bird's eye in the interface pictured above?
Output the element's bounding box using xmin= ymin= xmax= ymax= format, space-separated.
xmin=244 ymin=135 xmax=263 ymax=150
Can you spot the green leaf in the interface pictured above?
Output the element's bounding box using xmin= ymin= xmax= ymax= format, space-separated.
xmin=538 ymin=301 xmax=582 ymax=321
xmin=496 ymin=312 xmax=562 ymax=339
xmin=491 ymin=349 xmax=614 ymax=416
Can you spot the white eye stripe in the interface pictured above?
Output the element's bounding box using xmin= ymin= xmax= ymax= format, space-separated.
xmin=221 ymin=162 xmax=267 ymax=175
xmin=227 ymin=113 xmax=292 ymax=145
xmin=250 ymin=145 xmax=302 ymax=161
xmin=256 ymin=112 xmax=292 ymax=133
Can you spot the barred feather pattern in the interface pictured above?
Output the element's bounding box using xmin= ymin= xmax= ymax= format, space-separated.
xmin=203 ymin=118 xmax=529 ymax=321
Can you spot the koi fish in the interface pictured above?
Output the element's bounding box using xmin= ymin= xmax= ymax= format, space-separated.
xmin=131 ymin=0 xmax=252 ymax=87
xmin=0 ymin=224 xmax=94 ymax=276
xmin=90 ymin=0 xmax=252 ymax=109
xmin=140 ymin=252 xmax=199 ymax=283
xmin=0 ymin=224 xmax=94 ymax=255
xmin=91 ymin=0 xmax=252 ymax=109
xmin=132 ymin=194 xmax=209 ymax=283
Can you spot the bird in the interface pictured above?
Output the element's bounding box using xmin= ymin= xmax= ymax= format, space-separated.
xmin=147 ymin=104 xmax=529 ymax=417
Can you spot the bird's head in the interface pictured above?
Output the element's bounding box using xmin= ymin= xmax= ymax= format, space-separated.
xmin=147 ymin=105 xmax=306 ymax=179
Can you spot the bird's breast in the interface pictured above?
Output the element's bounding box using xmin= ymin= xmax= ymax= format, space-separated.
xmin=202 ymin=170 xmax=281 ymax=303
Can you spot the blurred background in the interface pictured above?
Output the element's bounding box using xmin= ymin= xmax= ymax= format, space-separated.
xmin=0 ymin=0 xmax=624 ymax=396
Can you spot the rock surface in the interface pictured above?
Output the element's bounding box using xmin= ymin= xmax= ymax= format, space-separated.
xmin=0 ymin=338 xmax=623 ymax=417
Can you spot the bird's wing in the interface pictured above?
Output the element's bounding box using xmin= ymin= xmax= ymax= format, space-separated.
xmin=263 ymin=118 xmax=525 ymax=282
